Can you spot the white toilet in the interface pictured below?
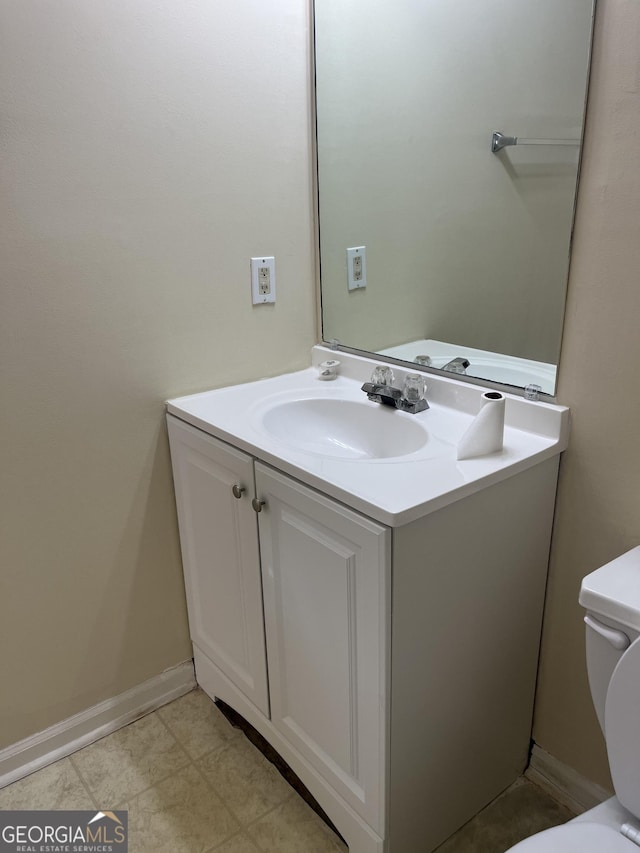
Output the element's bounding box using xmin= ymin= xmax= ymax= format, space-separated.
xmin=508 ymin=546 xmax=640 ymax=851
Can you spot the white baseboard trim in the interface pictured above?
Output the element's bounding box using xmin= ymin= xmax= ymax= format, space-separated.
xmin=526 ymin=744 xmax=613 ymax=815
xmin=0 ymin=660 xmax=196 ymax=790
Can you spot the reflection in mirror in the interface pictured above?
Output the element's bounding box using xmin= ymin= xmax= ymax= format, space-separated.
xmin=315 ymin=0 xmax=595 ymax=394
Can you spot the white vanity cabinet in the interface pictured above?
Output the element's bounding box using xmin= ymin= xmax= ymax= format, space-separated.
xmin=255 ymin=463 xmax=389 ymax=832
xmin=167 ymin=416 xmax=270 ymax=716
xmin=166 ymin=362 xmax=566 ymax=853
xmin=168 ymin=415 xmax=389 ymax=836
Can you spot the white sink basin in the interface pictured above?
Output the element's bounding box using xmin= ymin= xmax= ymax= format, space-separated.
xmin=258 ymin=398 xmax=429 ymax=459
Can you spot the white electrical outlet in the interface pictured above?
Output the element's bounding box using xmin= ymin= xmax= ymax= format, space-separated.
xmin=251 ymin=256 xmax=276 ymax=304
xmin=347 ymin=246 xmax=367 ymax=291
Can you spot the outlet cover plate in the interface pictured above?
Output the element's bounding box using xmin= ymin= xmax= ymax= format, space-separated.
xmin=251 ymin=256 xmax=276 ymax=304
xmin=347 ymin=246 xmax=366 ymax=291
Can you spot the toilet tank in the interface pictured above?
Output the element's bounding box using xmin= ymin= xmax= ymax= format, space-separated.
xmin=579 ymin=547 xmax=640 ymax=817
xmin=580 ymin=547 xmax=640 ymax=729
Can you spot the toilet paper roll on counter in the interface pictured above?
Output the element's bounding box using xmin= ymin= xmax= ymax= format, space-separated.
xmin=457 ymin=392 xmax=505 ymax=460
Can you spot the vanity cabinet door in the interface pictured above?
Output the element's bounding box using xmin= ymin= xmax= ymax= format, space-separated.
xmin=167 ymin=416 xmax=269 ymax=717
xmin=255 ymin=463 xmax=390 ymax=834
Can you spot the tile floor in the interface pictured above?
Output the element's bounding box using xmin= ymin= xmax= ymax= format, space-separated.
xmin=434 ymin=776 xmax=575 ymax=852
xmin=0 ymin=688 xmax=573 ymax=852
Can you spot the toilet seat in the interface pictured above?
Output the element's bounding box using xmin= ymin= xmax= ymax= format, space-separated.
xmin=509 ymin=821 xmax=635 ymax=851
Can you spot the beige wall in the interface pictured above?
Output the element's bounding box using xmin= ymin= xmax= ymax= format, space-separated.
xmin=0 ymin=1 xmax=316 ymax=749
xmin=533 ymin=0 xmax=640 ymax=788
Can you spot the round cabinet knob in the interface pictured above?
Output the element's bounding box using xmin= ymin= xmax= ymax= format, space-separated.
xmin=232 ymin=484 xmax=245 ymax=499
xmin=251 ymin=498 xmax=266 ymax=513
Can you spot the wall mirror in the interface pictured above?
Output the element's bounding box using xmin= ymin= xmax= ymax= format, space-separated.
xmin=315 ymin=0 xmax=595 ymax=395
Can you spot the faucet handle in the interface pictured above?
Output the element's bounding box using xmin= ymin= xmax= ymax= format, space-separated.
xmin=396 ymin=373 xmax=429 ymax=413
xmin=371 ymin=364 xmax=395 ymax=386
xmin=402 ymin=374 xmax=427 ymax=403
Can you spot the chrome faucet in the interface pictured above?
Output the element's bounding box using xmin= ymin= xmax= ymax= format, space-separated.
xmin=442 ymin=357 xmax=470 ymax=374
xmin=362 ymin=366 xmax=429 ymax=414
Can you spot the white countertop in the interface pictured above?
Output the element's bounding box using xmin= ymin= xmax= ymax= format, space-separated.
xmin=166 ymin=347 xmax=569 ymax=527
